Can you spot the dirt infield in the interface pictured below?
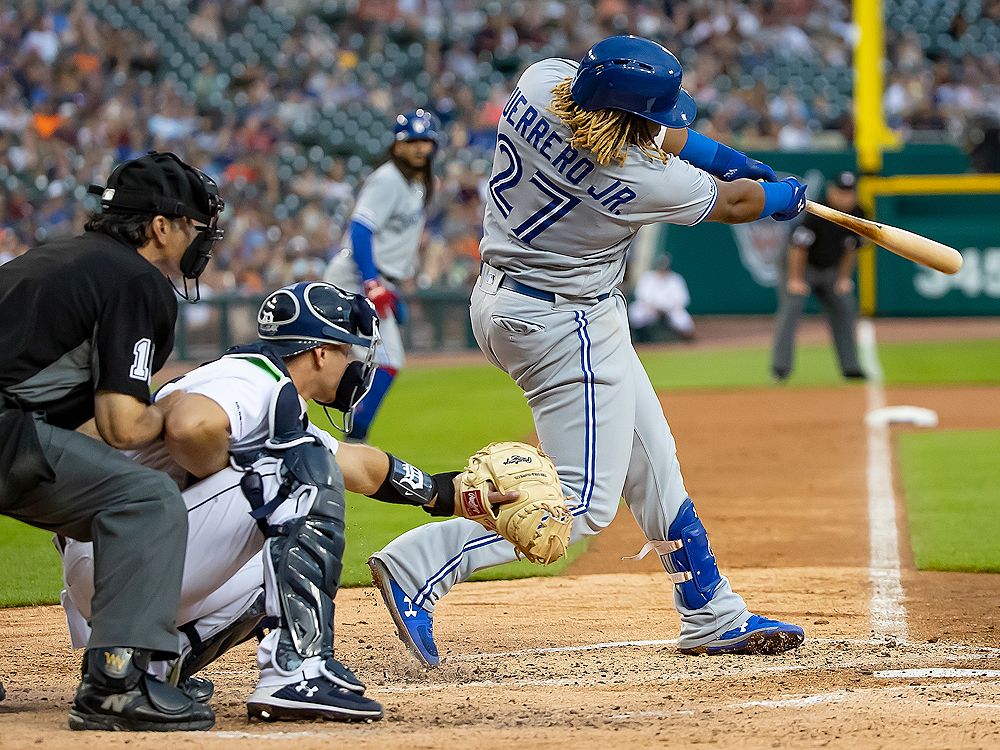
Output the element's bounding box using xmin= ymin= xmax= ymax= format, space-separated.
xmin=2 ymin=348 xmax=999 ymax=746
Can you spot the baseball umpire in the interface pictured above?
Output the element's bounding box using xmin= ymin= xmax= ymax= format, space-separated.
xmin=771 ymin=170 xmax=867 ymax=381
xmin=0 ymin=151 xmax=223 ymax=730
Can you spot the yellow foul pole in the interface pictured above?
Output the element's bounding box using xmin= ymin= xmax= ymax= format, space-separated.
xmin=853 ymin=0 xmax=897 ymax=314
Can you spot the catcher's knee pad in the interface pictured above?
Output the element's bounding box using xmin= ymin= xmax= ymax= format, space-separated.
xmin=264 ymin=441 xmax=347 ymax=670
xmin=664 ymin=498 xmax=722 ymax=610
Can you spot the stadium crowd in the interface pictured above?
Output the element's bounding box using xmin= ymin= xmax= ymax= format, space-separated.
xmin=2 ymin=0 xmax=999 ymax=300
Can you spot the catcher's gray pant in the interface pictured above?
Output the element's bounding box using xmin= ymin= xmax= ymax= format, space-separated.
xmin=1 ymin=420 xmax=186 ymax=655
xmin=373 ymin=274 xmax=750 ymax=649
xmin=772 ymin=264 xmax=861 ymax=375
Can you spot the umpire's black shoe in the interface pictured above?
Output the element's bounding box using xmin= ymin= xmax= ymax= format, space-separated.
xmin=247 ymin=675 xmax=383 ymax=723
xmin=69 ymin=648 xmax=215 ymax=731
xmin=0 ymin=679 xmax=6 ymax=701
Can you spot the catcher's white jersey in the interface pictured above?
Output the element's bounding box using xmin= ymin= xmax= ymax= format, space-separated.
xmin=132 ymin=355 xmax=339 ymax=487
xmin=481 ymin=58 xmax=717 ymax=298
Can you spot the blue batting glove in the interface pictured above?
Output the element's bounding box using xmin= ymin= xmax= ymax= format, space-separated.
xmin=740 ymin=158 xmax=778 ymax=182
xmin=771 ymin=177 xmax=808 ymax=221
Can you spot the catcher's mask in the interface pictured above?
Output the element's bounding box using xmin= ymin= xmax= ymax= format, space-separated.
xmin=88 ymin=151 xmax=225 ymax=302
xmin=257 ymin=281 xmax=380 ymax=433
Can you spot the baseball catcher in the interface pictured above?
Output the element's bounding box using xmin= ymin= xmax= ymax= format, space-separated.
xmin=58 ymin=281 xmax=523 ymax=722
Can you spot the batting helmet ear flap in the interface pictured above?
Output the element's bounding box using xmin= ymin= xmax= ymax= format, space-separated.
xmin=570 ymin=35 xmax=697 ymax=128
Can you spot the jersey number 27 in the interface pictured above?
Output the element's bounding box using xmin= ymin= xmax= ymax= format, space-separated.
xmin=489 ymin=134 xmax=580 ymax=245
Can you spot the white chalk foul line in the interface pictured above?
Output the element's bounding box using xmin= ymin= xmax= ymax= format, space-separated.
xmin=858 ymin=319 xmax=908 ymax=641
xmin=875 ymin=668 xmax=1000 ymax=679
xmin=455 ymin=638 xmax=677 ymax=661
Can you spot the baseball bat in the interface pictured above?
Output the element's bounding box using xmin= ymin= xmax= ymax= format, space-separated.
xmin=805 ymin=200 xmax=963 ymax=275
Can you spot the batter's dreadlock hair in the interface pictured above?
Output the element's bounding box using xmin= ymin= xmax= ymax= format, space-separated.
xmin=548 ymin=78 xmax=671 ymax=167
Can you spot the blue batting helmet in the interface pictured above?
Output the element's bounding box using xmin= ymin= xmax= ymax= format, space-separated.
xmin=570 ymin=35 xmax=697 ymax=129
xmin=393 ymin=109 xmax=440 ymax=143
xmin=257 ymin=281 xmax=379 ymax=358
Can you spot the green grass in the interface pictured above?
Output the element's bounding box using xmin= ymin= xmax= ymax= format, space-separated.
xmin=898 ymin=429 xmax=1000 ymax=572
xmin=880 ymin=339 xmax=1000 ymax=385
xmin=639 ymin=337 xmax=1000 ymax=390
xmin=2 ymin=336 xmax=997 ymax=606
xmin=639 ymin=343 xmax=846 ymax=389
xmin=0 ymin=518 xmax=65 ymax=607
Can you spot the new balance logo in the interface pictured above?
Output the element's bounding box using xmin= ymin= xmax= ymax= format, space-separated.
xmin=295 ymin=680 xmax=319 ymax=697
xmin=100 ymin=694 xmax=131 ymax=713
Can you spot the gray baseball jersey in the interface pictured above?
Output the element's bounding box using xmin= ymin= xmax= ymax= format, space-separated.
xmin=347 ymin=160 xmax=426 ymax=283
xmin=372 ymin=56 xmax=764 ymax=652
xmin=481 ymin=58 xmax=717 ymax=297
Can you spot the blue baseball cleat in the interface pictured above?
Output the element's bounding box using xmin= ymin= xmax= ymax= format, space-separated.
xmin=679 ymin=614 xmax=805 ymax=656
xmin=368 ymin=557 xmax=440 ymax=667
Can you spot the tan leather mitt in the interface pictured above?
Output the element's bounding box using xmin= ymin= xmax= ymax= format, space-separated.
xmin=457 ymin=441 xmax=572 ymax=565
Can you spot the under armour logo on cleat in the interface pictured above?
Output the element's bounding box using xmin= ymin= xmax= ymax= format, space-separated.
xmin=740 ymin=621 xmax=749 ymax=633
xmin=403 ymin=595 xmax=417 ymax=618
xmin=295 ymin=680 xmax=319 ymax=697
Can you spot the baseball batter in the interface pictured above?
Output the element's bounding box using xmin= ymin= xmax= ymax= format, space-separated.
xmin=324 ymin=109 xmax=439 ymax=440
xmin=369 ymin=35 xmax=808 ymax=665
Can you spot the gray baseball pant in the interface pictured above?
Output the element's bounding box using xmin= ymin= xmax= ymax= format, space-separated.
xmin=1 ymin=420 xmax=186 ymax=656
xmin=772 ymin=264 xmax=861 ymax=375
xmin=374 ymin=276 xmax=750 ymax=649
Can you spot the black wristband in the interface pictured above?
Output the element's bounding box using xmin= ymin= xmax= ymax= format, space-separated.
xmin=424 ymin=471 xmax=461 ymax=516
xmin=370 ymin=453 xmax=436 ymax=507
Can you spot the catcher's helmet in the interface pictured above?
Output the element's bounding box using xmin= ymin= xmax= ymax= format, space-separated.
xmin=393 ymin=109 xmax=440 ymax=143
xmin=257 ymin=281 xmax=379 ymax=358
xmin=570 ymin=35 xmax=697 ymax=129
xmin=257 ymin=282 xmax=381 ymax=424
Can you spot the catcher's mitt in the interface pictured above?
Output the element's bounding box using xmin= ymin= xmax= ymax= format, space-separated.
xmin=457 ymin=441 xmax=572 ymax=564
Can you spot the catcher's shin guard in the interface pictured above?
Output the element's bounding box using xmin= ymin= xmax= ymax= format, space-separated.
xmin=663 ymin=498 xmax=723 ymax=610
xmin=264 ymin=440 xmax=347 ymax=670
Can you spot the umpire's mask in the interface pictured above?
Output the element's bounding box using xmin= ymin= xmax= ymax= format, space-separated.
xmin=88 ymin=151 xmax=226 ymax=302
xmin=257 ymin=282 xmax=381 ymax=433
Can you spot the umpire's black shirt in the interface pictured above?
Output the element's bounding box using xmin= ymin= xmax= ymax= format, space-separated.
xmin=0 ymin=231 xmax=176 ymax=429
xmin=789 ymin=205 xmax=868 ymax=269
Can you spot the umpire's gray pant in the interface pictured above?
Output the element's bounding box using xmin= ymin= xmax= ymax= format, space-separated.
xmin=0 ymin=420 xmax=186 ymax=656
xmin=771 ymin=264 xmax=861 ymax=376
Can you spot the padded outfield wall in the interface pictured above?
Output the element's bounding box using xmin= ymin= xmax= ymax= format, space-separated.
xmin=659 ymin=145 xmax=1000 ymax=317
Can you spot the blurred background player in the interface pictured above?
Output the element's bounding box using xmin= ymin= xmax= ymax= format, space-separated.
xmin=324 ymin=109 xmax=439 ymax=441
xmin=628 ymin=252 xmax=696 ymax=342
xmin=771 ymin=170 xmax=867 ymax=382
